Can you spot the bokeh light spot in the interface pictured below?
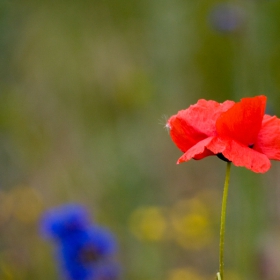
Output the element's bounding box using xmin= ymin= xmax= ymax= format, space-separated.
xmin=170 ymin=198 xmax=213 ymax=250
xmin=168 ymin=267 xmax=204 ymax=280
xmin=129 ymin=206 xmax=167 ymax=241
xmin=11 ymin=185 xmax=44 ymax=224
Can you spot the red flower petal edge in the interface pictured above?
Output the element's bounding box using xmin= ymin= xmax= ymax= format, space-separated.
xmin=167 ymin=95 xmax=280 ymax=173
xmin=216 ymin=96 xmax=266 ymax=147
xmin=167 ymin=99 xmax=234 ymax=160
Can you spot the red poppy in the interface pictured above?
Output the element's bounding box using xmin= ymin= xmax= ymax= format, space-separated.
xmin=167 ymin=95 xmax=280 ymax=173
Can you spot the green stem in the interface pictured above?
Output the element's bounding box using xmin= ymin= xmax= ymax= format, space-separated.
xmin=218 ymin=162 xmax=231 ymax=280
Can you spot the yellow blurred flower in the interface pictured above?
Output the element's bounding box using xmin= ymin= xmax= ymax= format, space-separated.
xmin=129 ymin=206 xmax=167 ymax=241
xmin=170 ymin=198 xmax=213 ymax=250
xmin=168 ymin=267 xmax=204 ymax=280
xmin=11 ymin=185 xmax=43 ymax=224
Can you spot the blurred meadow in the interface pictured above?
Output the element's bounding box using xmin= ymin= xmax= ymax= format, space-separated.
xmin=1 ymin=0 xmax=280 ymax=279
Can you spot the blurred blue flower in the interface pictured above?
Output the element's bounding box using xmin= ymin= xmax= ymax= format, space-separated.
xmin=209 ymin=3 xmax=245 ymax=33
xmin=40 ymin=204 xmax=120 ymax=280
xmin=59 ymin=226 xmax=117 ymax=279
xmin=40 ymin=204 xmax=91 ymax=240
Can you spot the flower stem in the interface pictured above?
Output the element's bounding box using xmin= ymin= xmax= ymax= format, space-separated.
xmin=218 ymin=162 xmax=231 ymax=280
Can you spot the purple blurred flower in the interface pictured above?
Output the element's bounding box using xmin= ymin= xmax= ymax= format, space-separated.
xmin=40 ymin=204 xmax=120 ymax=280
xmin=209 ymin=3 xmax=245 ymax=33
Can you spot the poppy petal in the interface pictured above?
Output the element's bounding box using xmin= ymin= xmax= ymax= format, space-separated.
xmin=168 ymin=114 xmax=207 ymax=153
xmin=208 ymin=137 xmax=271 ymax=173
xmin=177 ymin=137 xmax=215 ymax=163
xmin=179 ymin=99 xmax=234 ymax=136
xmin=216 ymin=95 xmax=266 ymax=146
xmin=168 ymin=99 xmax=234 ymax=153
xmin=255 ymin=114 xmax=280 ymax=160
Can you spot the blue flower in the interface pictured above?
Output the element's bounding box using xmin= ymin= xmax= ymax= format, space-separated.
xmin=59 ymin=226 xmax=117 ymax=280
xmin=40 ymin=204 xmax=91 ymax=240
xmin=40 ymin=204 xmax=120 ymax=280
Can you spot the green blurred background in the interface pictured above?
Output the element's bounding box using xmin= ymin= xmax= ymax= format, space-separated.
xmin=1 ymin=0 xmax=280 ymax=279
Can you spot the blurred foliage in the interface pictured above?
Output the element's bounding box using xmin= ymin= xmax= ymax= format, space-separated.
xmin=0 ymin=0 xmax=280 ymax=279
